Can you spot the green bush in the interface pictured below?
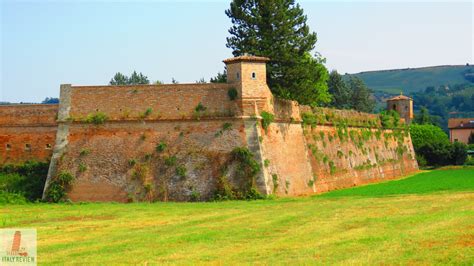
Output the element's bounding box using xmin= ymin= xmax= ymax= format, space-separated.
xmin=164 ymin=156 xmax=177 ymax=166
xmin=260 ymin=111 xmax=274 ymax=131
xmin=228 ymin=87 xmax=238 ymax=100
xmin=451 ymin=142 xmax=467 ymax=165
xmin=465 ymin=155 xmax=474 ymax=166
xmin=409 ymin=124 xmax=467 ymax=166
xmin=85 ymin=112 xmax=108 ymax=125
xmin=156 ymin=142 xmax=167 ymax=153
xmin=0 ymin=161 xmax=49 ymax=202
xmin=380 ymin=110 xmax=400 ymax=129
xmin=176 ymin=165 xmax=187 ymax=178
xmin=45 ymin=171 xmax=75 ymax=203
xmin=0 ymin=191 xmax=27 ymax=204
xmin=195 ymin=102 xmax=207 ymax=112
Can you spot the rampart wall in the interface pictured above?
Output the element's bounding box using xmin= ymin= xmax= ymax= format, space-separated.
xmin=0 ymin=104 xmax=58 ymax=165
xmin=1 ymin=57 xmax=418 ymax=202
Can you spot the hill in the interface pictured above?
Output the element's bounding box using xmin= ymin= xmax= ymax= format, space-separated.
xmin=347 ymin=64 xmax=474 ymax=94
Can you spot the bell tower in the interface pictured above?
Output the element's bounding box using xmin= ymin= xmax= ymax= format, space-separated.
xmin=387 ymin=93 xmax=414 ymax=124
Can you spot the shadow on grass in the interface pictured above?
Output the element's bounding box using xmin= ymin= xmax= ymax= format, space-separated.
xmin=316 ymin=168 xmax=474 ymax=198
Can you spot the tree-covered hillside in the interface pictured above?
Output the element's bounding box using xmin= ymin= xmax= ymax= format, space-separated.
xmin=346 ymin=64 xmax=474 ymax=94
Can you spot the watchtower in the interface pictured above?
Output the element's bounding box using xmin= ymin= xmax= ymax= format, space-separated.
xmin=387 ymin=93 xmax=414 ymax=124
xmin=223 ymin=55 xmax=271 ymax=97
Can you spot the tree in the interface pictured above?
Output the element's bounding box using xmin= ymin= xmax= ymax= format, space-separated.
xmin=41 ymin=97 xmax=59 ymax=104
xmin=468 ymin=132 xmax=474 ymax=144
xmin=225 ymin=0 xmax=330 ymax=106
xmin=196 ymin=78 xmax=207 ymax=84
xmin=327 ymin=70 xmax=350 ymax=109
xmin=450 ymin=142 xmax=467 ymax=165
xmin=109 ymin=72 xmax=128 ymax=85
xmin=347 ymin=76 xmax=375 ymax=113
xmin=414 ymin=107 xmax=432 ymax=125
xmin=409 ymin=124 xmax=467 ymax=166
xmin=109 ymin=71 xmax=150 ymax=85
xmin=210 ymin=70 xmax=227 ymax=83
xmin=128 ymin=71 xmax=150 ymax=85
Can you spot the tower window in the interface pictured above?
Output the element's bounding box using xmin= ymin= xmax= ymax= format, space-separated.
xmin=251 ymin=72 xmax=256 ymax=79
xmin=6 ymin=144 xmax=11 ymax=151
xmin=236 ymin=72 xmax=240 ymax=80
xmin=392 ymin=104 xmax=396 ymax=110
xmin=25 ymin=144 xmax=31 ymax=151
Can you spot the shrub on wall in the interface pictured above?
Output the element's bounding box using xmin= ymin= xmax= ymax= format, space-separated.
xmin=380 ymin=110 xmax=400 ymax=129
xmin=260 ymin=111 xmax=274 ymax=131
xmin=214 ymin=147 xmax=263 ymax=200
xmin=228 ymin=87 xmax=238 ymax=100
xmin=85 ymin=112 xmax=108 ymax=125
xmin=156 ymin=142 xmax=167 ymax=153
xmin=45 ymin=171 xmax=75 ymax=203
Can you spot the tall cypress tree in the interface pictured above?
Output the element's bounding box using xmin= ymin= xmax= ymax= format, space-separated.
xmin=225 ymin=0 xmax=330 ymax=106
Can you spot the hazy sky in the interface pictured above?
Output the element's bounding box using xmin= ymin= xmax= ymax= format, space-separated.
xmin=1 ymin=0 xmax=472 ymax=103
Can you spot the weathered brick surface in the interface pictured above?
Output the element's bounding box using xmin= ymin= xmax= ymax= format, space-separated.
xmin=68 ymin=84 xmax=239 ymax=121
xmin=0 ymin=104 xmax=58 ymax=164
xmin=303 ymin=125 xmax=418 ymax=193
xmin=61 ymin=120 xmax=247 ymax=202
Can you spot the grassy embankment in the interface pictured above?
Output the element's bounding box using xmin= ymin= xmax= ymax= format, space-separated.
xmin=1 ymin=168 xmax=473 ymax=264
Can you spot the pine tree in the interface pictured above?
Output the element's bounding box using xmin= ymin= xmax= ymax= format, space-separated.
xmin=109 ymin=71 xmax=150 ymax=85
xmin=128 ymin=71 xmax=150 ymax=85
xmin=210 ymin=69 xmax=227 ymax=83
xmin=109 ymin=72 xmax=128 ymax=85
xmin=225 ymin=0 xmax=330 ymax=106
xmin=347 ymin=76 xmax=375 ymax=113
xmin=327 ymin=70 xmax=350 ymax=109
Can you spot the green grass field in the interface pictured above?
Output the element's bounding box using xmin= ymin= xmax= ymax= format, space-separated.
xmin=1 ymin=168 xmax=473 ymax=264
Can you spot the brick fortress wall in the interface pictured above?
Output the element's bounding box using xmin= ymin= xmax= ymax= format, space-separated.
xmin=0 ymin=104 xmax=58 ymax=164
xmin=2 ymin=56 xmax=418 ymax=202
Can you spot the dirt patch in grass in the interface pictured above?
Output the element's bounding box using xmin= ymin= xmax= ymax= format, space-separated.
xmin=456 ymin=235 xmax=474 ymax=247
xmin=17 ymin=215 xmax=116 ymax=225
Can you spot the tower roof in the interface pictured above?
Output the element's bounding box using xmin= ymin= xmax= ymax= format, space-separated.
xmin=223 ymin=55 xmax=270 ymax=64
xmin=387 ymin=93 xmax=412 ymax=101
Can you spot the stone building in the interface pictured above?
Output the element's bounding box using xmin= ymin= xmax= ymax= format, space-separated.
xmin=386 ymin=94 xmax=414 ymax=124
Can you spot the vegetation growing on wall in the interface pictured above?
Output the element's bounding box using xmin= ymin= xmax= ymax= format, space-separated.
xmin=260 ymin=111 xmax=274 ymax=131
xmin=228 ymin=87 xmax=238 ymax=100
xmin=85 ymin=112 xmax=108 ymax=125
xmin=214 ymin=147 xmax=263 ymax=200
xmin=45 ymin=171 xmax=75 ymax=202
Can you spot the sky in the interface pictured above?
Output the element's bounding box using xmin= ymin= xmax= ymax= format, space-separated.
xmin=1 ymin=0 xmax=473 ymax=103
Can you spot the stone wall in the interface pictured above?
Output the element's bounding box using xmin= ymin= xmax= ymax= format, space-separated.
xmin=0 ymin=104 xmax=58 ymax=164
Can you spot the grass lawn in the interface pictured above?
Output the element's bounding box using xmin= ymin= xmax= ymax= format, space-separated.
xmin=1 ymin=168 xmax=473 ymax=264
